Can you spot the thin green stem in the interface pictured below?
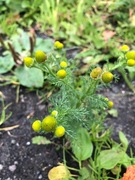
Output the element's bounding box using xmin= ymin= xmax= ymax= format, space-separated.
xmin=63 ymin=139 xmax=67 ymax=165
xmin=77 ymin=79 xmax=99 ymax=107
xmin=44 ymin=64 xmax=56 ymax=78
xmin=118 ymin=68 xmax=135 ymax=93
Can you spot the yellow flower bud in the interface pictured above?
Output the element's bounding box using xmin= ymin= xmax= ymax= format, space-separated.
xmin=102 ymin=72 xmax=113 ymax=83
xmin=90 ymin=67 xmax=102 ymax=79
xmin=35 ymin=50 xmax=47 ymax=63
xmin=42 ymin=116 xmax=57 ymax=132
xmin=120 ymin=45 xmax=129 ymax=52
xmin=108 ymin=101 xmax=114 ymax=109
xmin=60 ymin=61 xmax=68 ymax=68
xmin=57 ymin=69 xmax=67 ymax=79
xmin=125 ymin=51 xmax=135 ymax=60
xmin=127 ymin=59 xmax=135 ymax=66
xmin=23 ymin=57 xmax=34 ymax=67
xmin=54 ymin=126 xmax=65 ymax=137
xmin=32 ymin=120 xmax=41 ymax=132
xmin=104 ymin=98 xmax=109 ymax=102
xmin=51 ymin=110 xmax=58 ymax=117
xmin=54 ymin=41 xmax=64 ymax=49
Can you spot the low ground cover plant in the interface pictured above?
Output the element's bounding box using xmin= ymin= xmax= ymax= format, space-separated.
xmin=22 ymin=42 xmax=135 ymax=179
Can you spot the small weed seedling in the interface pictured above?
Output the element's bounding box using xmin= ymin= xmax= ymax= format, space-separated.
xmin=0 ymin=91 xmax=12 ymax=127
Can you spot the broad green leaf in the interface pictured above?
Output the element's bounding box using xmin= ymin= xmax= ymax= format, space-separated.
xmin=71 ymin=128 xmax=93 ymax=161
xmin=21 ymin=0 xmax=31 ymax=8
xmin=32 ymin=0 xmax=42 ymax=8
xmin=97 ymin=149 xmax=124 ymax=170
xmin=34 ymin=38 xmax=53 ymax=53
xmin=78 ymin=167 xmax=90 ymax=180
xmin=119 ymin=131 xmax=129 ymax=151
xmin=15 ymin=66 xmax=44 ymax=88
xmin=119 ymin=152 xmax=131 ymax=167
xmin=11 ymin=29 xmax=30 ymax=52
xmin=6 ymin=0 xmax=24 ymax=12
xmin=0 ymin=55 xmax=15 ymax=74
xmin=32 ymin=136 xmax=51 ymax=145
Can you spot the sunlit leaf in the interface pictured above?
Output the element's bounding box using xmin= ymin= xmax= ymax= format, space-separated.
xmin=71 ymin=128 xmax=93 ymax=161
xmin=97 ymin=149 xmax=124 ymax=170
xmin=0 ymin=55 xmax=15 ymax=74
xmin=15 ymin=66 xmax=44 ymax=88
xmin=119 ymin=131 xmax=129 ymax=151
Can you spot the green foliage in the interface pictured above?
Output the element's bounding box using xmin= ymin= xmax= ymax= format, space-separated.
xmin=1 ymin=1 xmax=135 ymax=178
xmin=27 ymin=41 xmax=135 ymax=179
xmin=15 ymin=66 xmax=44 ymax=88
xmin=68 ymin=126 xmax=133 ymax=179
xmin=32 ymin=136 xmax=51 ymax=145
xmin=119 ymin=131 xmax=129 ymax=151
xmin=71 ymin=128 xmax=93 ymax=162
xmin=0 ymin=94 xmax=12 ymax=126
xmin=97 ymin=148 xmax=128 ymax=170
xmin=0 ymin=30 xmax=54 ymax=88
xmin=0 ymin=54 xmax=15 ymax=74
xmin=1 ymin=0 xmax=135 ymax=54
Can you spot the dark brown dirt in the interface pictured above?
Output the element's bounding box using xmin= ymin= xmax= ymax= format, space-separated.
xmin=102 ymin=82 xmax=135 ymax=150
xmin=0 ymin=68 xmax=135 ymax=180
xmin=0 ymin=86 xmax=63 ymax=180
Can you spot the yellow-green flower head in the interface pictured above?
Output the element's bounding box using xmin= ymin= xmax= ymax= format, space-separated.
xmin=32 ymin=120 xmax=41 ymax=132
xmin=120 ymin=45 xmax=129 ymax=52
xmin=102 ymin=72 xmax=113 ymax=83
xmin=125 ymin=51 xmax=135 ymax=60
xmin=54 ymin=126 xmax=65 ymax=137
xmin=90 ymin=67 xmax=102 ymax=79
xmin=57 ymin=69 xmax=67 ymax=79
xmin=108 ymin=101 xmax=114 ymax=109
xmin=60 ymin=61 xmax=68 ymax=68
xmin=51 ymin=110 xmax=58 ymax=117
xmin=104 ymin=97 xmax=109 ymax=102
xmin=41 ymin=115 xmax=57 ymax=132
xmin=54 ymin=41 xmax=64 ymax=49
xmin=23 ymin=57 xmax=34 ymax=67
xmin=127 ymin=59 xmax=135 ymax=66
xmin=35 ymin=50 xmax=47 ymax=63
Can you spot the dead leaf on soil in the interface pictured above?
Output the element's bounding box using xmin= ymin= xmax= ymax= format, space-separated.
xmin=102 ymin=30 xmax=116 ymax=42
xmin=48 ymin=163 xmax=71 ymax=180
xmin=0 ymin=124 xmax=19 ymax=131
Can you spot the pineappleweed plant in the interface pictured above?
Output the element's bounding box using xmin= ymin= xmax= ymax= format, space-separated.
xmin=23 ymin=43 xmax=135 ymax=179
xmin=24 ymin=41 xmax=114 ymax=139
